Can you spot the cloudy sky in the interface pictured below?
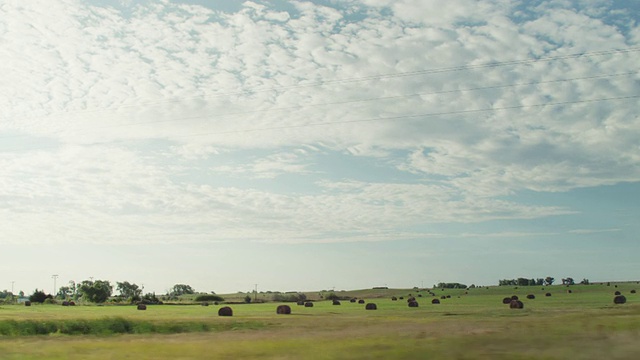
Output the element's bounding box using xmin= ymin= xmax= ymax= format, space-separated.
xmin=1 ymin=0 xmax=639 ymax=296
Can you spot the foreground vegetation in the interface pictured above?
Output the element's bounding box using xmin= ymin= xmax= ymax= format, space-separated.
xmin=0 ymin=283 xmax=638 ymax=359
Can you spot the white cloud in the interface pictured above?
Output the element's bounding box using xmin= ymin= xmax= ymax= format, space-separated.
xmin=1 ymin=0 xmax=638 ymax=246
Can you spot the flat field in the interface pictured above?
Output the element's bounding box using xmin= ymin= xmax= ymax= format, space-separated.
xmin=0 ymin=283 xmax=638 ymax=359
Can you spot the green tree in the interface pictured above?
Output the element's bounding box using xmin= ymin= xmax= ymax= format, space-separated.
xmin=78 ymin=280 xmax=113 ymax=303
xmin=544 ymin=277 xmax=555 ymax=286
xmin=170 ymin=284 xmax=195 ymax=296
xmin=116 ymin=281 xmax=142 ymax=301
xmin=29 ymin=289 xmax=50 ymax=303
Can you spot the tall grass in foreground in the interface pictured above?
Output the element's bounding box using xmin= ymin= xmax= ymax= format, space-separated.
xmin=0 ymin=317 xmax=267 ymax=336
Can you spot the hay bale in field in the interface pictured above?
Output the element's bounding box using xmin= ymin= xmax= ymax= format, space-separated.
xmin=418 ymin=294 xmax=422 ymax=297
xmin=440 ymin=296 xmax=446 ymax=299
xmin=509 ymin=300 xmax=524 ymax=309
xmin=297 ymin=301 xmax=305 ymax=306
xmin=391 ymin=296 xmax=397 ymax=301
xmin=332 ymin=300 xmax=341 ymax=305
xmin=407 ymin=297 xmax=416 ymax=302
xmin=446 ymin=295 xmax=451 ymax=299
xmin=399 ymin=296 xmax=404 ymax=300
xmin=24 ymin=301 xmax=31 ymax=307
xmin=276 ymin=305 xmax=291 ymax=314
xmin=62 ymin=301 xmax=70 ymax=306
xmin=358 ymin=299 xmax=365 ymax=304
xmin=545 ymin=293 xmax=552 ymax=297
xmin=69 ymin=301 xmax=75 ymax=306
xmin=614 ymin=291 xmax=621 ymax=295
xmin=567 ymin=290 xmax=572 ymax=294
xmin=613 ymin=295 xmax=626 ymax=304
xmin=502 ymin=297 xmax=511 ymax=304
xmin=408 ymin=300 xmax=419 ymax=308
xmin=214 ymin=301 xmax=219 ymax=305
xmin=511 ymin=295 xmax=519 ymax=300
xmin=350 ymin=298 xmax=357 ymax=303
xmin=137 ymin=304 xmax=147 ymax=310
xmin=218 ymin=306 xmax=233 ymax=316
xmin=304 ymin=302 xmax=314 ymax=307
xmin=631 ymin=290 xmax=636 ymax=294
xmin=431 ymin=299 xmax=440 ymax=304
xmin=526 ymin=294 xmax=535 ymax=300
xmin=365 ymin=303 xmax=377 ymax=310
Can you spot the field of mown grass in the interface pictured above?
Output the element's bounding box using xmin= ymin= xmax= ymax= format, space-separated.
xmin=0 ymin=283 xmax=638 ymax=359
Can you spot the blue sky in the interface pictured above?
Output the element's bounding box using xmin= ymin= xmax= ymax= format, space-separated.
xmin=1 ymin=0 xmax=639 ymax=295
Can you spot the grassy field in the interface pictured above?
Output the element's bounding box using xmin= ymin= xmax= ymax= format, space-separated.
xmin=0 ymin=283 xmax=638 ymax=359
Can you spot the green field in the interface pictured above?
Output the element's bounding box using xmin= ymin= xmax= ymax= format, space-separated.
xmin=0 ymin=283 xmax=638 ymax=359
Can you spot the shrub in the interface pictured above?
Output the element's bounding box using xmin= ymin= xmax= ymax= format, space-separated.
xmin=194 ymin=294 xmax=224 ymax=302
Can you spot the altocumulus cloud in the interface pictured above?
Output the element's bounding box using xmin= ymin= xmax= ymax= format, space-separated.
xmin=0 ymin=0 xmax=638 ymax=246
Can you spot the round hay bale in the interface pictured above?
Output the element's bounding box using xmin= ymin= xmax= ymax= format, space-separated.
xmin=567 ymin=290 xmax=572 ymax=294
xmin=407 ymin=297 xmax=416 ymax=302
xmin=62 ymin=301 xmax=70 ymax=306
xmin=613 ymin=295 xmax=627 ymax=304
xmin=431 ymin=299 xmax=440 ymax=304
xmin=391 ymin=296 xmax=397 ymax=301
xmin=502 ymin=297 xmax=512 ymax=304
xmin=545 ymin=292 xmax=552 ymax=297
xmin=304 ymin=302 xmax=314 ymax=308
xmin=332 ymin=300 xmax=341 ymax=305
xmin=214 ymin=301 xmax=219 ymax=305
xmin=218 ymin=306 xmax=233 ymax=316
xmin=509 ymin=300 xmax=524 ymax=309
xmin=276 ymin=305 xmax=291 ymax=314
xmin=631 ymin=290 xmax=636 ymax=294
xmin=615 ymin=285 xmax=618 ymax=288
xmin=350 ymin=298 xmax=357 ymax=303
xmin=526 ymin=294 xmax=535 ymax=300
xmin=69 ymin=301 xmax=75 ymax=306
xmin=510 ymin=295 xmax=519 ymax=300
xmin=365 ymin=303 xmax=377 ymax=310
xmin=137 ymin=304 xmax=147 ymax=311
xmin=297 ymin=300 xmax=305 ymax=306
xmin=408 ymin=300 xmax=419 ymax=308
xmin=399 ymin=296 xmax=404 ymax=300
xmin=614 ymin=291 xmax=621 ymax=295
xmin=358 ymin=299 xmax=365 ymax=304
xmin=446 ymin=295 xmax=451 ymax=299
xmin=418 ymin=294 xmax=422 ymax=297
xmin=24 ymin=301 xmax=31 ymax=307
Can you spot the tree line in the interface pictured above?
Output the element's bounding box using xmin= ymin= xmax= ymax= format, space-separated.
xmin=498 ymin=277 xmax=590 ymax=286
xmin=0 ymin=280 xmax=208 ymax=305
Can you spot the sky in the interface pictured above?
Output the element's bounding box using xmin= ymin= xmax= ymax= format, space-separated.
xmin=1 ymin=0 xmax=639 ymax=296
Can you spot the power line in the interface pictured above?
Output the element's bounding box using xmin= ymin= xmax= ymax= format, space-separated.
xmin=4 ymin=46 xmax=638 ymax=125
xmin=1 ymin=94 xmax=637 ymax=153
xmin=1 ymin=70 xmax=636 ymax=141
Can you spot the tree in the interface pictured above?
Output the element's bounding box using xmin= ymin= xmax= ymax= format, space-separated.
xmin=580 ymin=278 xmax=590 ymax=285
xmin=170 ymin=284 xmax=195 ymax=296
xmin=116 ymin=281 xmax=142 ymax=301
xmin=78 ymin=280 xmax=113 ymax=303
xmin=29 ymin=289 xmax=50 ymax=303
xmin=544 ymin=277 xmax=555 ymax=286
xmin=562 ymin=277 xmax=575 ymax=285
xmin=56 ymin=286 xmax=72 ymax=299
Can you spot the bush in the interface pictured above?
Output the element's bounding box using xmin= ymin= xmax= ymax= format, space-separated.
xmin=29 ymin=290 xmax=50 ymax=304
xmin=194 ymin=294 xmax=224 ymax=302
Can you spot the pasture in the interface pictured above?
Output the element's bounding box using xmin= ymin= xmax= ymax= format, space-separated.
xmin=0 ymin=283 xmax=638 ymax=359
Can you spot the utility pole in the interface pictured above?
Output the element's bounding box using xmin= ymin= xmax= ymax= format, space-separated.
xmin=52 ymin=275 xmax=59 ymax=296
xmin=254 ymin=284 xmax=258 ymax=302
